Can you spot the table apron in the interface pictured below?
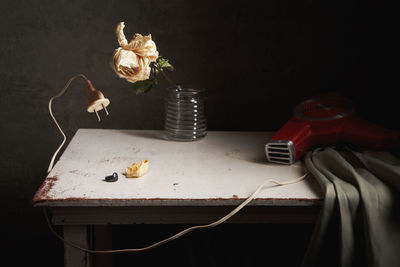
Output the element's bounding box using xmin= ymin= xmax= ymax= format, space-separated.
xmin=49 ymin=206 xmax=320 ymax=225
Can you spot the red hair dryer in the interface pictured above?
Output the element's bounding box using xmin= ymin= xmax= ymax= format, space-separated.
xmin=265 ymin=93 xmax=399 ymax=164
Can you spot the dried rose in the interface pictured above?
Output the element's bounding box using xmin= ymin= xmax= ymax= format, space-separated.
xmin=111 ymin=22 xmax=159 ymax=83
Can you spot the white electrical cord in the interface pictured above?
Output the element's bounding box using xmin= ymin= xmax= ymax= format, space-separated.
xmin=47 ymin=74 xmax=88 ymax=174
xmin=44 ymin=172 xmax=308 ymax=254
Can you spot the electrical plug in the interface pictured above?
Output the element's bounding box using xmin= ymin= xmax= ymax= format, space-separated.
xmin=47 ymin=74 xmax=111 ymax=174
xmin=85 ymin=79 xmax=110 ymax=121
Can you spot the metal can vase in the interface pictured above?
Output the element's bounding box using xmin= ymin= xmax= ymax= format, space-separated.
xmin=164 ymin=87 xmax=207 ymax=141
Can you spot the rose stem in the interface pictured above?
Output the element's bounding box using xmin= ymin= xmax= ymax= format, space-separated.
xmin=156 ymin=65 xmax=179 ymax=90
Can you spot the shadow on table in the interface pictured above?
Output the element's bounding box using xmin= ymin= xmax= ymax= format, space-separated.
xmin=118 ymin=129 xmax=168 ymax=141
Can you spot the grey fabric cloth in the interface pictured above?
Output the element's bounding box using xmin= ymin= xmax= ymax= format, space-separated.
xmin=302 ymin=147 xmax=400 ymax=267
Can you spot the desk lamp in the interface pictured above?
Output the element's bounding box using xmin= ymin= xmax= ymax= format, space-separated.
xmin=47 ymin=74 xmax=110 ymax=173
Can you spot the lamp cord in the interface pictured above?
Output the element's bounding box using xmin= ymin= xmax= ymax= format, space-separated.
xmin=44 ymin=172 xmax=308 ymax=254
xmin=47 ymin=74 xmax=88 ymax=174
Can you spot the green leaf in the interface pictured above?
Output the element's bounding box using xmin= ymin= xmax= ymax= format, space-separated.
xmin=157 ymin=57 xmax=174 ymax=71
xmin=134 ymin=78 xmax=157 ymax=94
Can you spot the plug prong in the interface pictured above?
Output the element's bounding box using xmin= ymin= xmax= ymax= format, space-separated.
xmin=102 ymin=104 xmax=109 ymax=116
xmin=95 ymin=110 xmax=101 ymax=121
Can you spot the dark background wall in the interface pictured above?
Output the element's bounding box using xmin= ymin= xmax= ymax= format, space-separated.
xmin=0 ymin=0 xmax=396 ymax=266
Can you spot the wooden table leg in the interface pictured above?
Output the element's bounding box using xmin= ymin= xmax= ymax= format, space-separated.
xmin=64 ymin=225 xmax=89 ymax=267
xmin=93 ymin=225 xmax=113 ymax=267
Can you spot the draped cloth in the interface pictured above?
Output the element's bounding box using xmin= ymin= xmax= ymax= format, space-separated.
xmin=302 ymin=147 xmax=400 ymax=267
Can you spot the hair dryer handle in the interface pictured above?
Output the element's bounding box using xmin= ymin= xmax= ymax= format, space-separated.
xmin=342 ymin=118 xmax=400 ymax=150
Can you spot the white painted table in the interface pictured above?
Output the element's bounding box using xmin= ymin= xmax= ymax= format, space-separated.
xmin=33 ymin=129 xmax=322 ymax=267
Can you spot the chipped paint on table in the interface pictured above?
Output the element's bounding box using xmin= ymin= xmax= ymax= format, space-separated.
xmin=33 ymin=129 xmax=322 ymax=207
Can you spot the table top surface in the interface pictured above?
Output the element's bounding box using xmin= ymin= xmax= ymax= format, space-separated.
xmin=33 ymin=129 xmax=322 ymax=207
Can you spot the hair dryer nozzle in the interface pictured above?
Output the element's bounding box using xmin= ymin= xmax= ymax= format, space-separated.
xmin=265 ymin=140 xmax=296 ymax=164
